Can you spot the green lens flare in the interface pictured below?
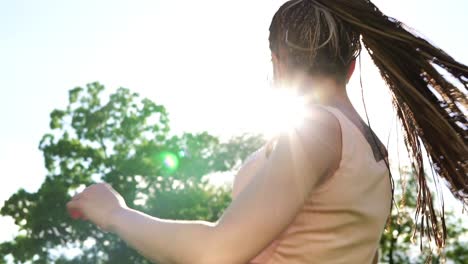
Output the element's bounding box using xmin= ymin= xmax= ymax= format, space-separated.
xmin=178 ymin=150 xmax=186 ymax=158
xmin=159 ymin=151 xmax=179 ymax=171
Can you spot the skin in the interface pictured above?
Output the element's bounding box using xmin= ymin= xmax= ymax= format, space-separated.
xmin=67 ymin=54 xmax=379 ymax=263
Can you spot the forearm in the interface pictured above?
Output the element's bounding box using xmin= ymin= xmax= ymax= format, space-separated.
xmin=110 ymin=207 xmax=216 ymax=264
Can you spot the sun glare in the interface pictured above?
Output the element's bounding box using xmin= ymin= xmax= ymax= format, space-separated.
xmin=259 ymin=89 xmax=309 ymax=138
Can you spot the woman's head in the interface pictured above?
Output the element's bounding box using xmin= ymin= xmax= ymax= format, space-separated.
xmin=269 ymin=0 xmax=468 ymax=253
xmin=269 ymin=0 xmax=360 ymax=84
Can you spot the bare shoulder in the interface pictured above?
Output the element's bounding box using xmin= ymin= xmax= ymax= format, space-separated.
xmin=294 ymin=105 xmax=342 ymax=155
xmin=264 ymin=106 xmax=342 ymax=187
xmin=287 ymin=105 xmax=342 ymax=187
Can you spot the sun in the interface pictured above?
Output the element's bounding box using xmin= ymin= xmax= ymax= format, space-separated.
xmin=259 ymin=89 xmax=309 ymax=138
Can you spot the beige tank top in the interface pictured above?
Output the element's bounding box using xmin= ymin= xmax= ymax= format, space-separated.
xmin=232 ymin=105 xmax=392 ymax=264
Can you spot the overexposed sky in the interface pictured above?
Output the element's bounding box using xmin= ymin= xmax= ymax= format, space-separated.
xmin=0 ymin=0 xmax=467 ymax=243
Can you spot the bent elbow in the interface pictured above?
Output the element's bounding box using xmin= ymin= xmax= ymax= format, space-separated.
xmin=190 ymin=223 xmax=250 ymax=264
xmin=193 ymin=238 xmax=246 ymax=264
xmin=195 ymin=250 xmax=244 ymax=264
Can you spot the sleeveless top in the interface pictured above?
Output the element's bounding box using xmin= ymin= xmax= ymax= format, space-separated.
xmin=231 ymin=105 xmax=392 ymax=264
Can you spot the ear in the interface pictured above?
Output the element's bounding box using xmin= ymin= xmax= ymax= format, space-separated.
xmin=272 ymin=52 xmax=285 ymax=83
xmin=272 ymin=52 xmax=280 ymax=73
xmin=346 ymin=59 xmax=356 ymax=83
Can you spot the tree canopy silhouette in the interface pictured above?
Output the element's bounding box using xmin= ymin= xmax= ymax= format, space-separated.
xmin=0 ymin=83 xmax=264 ymax=263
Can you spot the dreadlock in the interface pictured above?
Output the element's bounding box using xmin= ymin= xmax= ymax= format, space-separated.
xmin=269 ymin=0 xmax=467 ymax=252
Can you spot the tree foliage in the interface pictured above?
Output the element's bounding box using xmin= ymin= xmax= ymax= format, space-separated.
xmin=0 ymin=83 xmax=264 ymax=263
xmin=379 ymin=168 xmax=468 ymax=264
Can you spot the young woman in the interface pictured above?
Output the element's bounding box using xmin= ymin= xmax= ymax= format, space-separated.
xmin=67 ymin=0 xmax=467 ymax=263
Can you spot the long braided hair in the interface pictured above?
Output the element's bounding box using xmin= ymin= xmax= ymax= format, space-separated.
xmin=268 ymin=0 xmax=467 ymax=251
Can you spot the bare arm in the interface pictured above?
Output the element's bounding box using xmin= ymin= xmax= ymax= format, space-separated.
xmin=109 ymin=209 xmax=215 ymax=264
xmin=68 ymin=107 xmax=341 ymax=264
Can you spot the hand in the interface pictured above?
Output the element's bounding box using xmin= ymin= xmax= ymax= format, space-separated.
xmin=67 ymin=183 xmax=128 ymax=231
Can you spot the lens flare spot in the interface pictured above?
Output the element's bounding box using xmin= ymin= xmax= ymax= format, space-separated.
xmin=158 ymin=151 xmax=179 ymax=172
xmin=261 ymin=89 xmax=308 ymax=137
xmin=164 ymin=156 xmax=175 ymax=167
xmin=178 ymin=150 xmax=186 ymax=157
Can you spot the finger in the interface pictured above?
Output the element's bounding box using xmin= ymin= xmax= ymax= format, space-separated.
xmin=70 ymin=209 xmax=84 ymax=220
xmin=72 ymin=192 xmax=83 ymax=201
xmin=88 ymin=183 xmax=99 ymax=190
xmin=67 ymin=200 xmax=85 ymax=220
xmin=67 ymin=199 xmax=80 ymax=210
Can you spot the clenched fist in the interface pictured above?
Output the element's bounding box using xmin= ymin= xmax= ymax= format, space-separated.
xmin=67 ymin=183 xmax=128 ymax=231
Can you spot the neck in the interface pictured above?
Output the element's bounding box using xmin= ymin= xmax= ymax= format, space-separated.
xmin=297 ymin=75 xmax=352 ymax=109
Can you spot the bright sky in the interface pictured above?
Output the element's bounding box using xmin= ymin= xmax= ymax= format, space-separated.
xmin=1 ymin=0 xmax=467 ymax=245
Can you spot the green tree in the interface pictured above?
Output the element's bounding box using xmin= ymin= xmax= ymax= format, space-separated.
xmin=379 ymin=168 xmax=468 ymax=263
xmin=0 ymin=82 xmax=265 ymax=263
